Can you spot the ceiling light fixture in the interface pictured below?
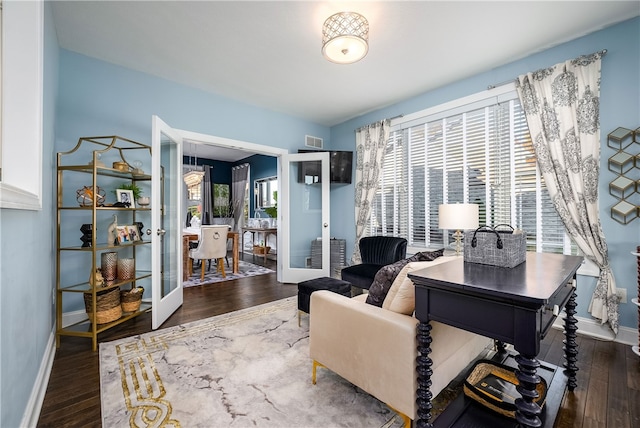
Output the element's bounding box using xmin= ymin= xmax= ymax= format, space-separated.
xmin=322 ymin=12 xmax=369 ymax=64
xmin=183 ymin=143 xmax=205 ymax=187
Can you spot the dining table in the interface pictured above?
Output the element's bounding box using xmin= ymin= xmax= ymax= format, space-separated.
xmin=182 ymin=227 xmax=239 ymax=281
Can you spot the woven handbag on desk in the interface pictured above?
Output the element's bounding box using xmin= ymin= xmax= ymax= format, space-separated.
xmin=463 ymin=225 xmax=526 ymax=268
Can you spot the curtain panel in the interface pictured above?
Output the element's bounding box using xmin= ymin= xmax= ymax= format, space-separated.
xmin=231 ymin=164 xmax=250 ymax=231
xmin=352 ymin=120 xmax=390 ymax=264
xmin=516 ymin=50 xmax=619 ymax=334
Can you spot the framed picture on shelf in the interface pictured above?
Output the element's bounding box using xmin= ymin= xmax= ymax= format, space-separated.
xmin=116 ymin=225 xmax=140 ymax=244
xmin=116 ymin=189 xmax=135 ymax=208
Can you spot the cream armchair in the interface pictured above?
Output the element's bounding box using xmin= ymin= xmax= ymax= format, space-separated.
xmin=309 ymin=258 xmax=491 ymax=427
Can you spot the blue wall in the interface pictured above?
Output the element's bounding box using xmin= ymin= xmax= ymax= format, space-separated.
xmin=329 ymin=17 xmax=640 ymax=330
xmin=0 ymin=3 xmax=58 ymax=427
xmin=245 ymin=154 xmax=278 ymax=216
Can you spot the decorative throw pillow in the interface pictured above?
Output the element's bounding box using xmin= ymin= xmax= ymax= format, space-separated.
xmin=365 ymin=259 xmax=411 ymax=307
xmin=383 ymin=251 xmax=450 ymax=315
xmin=365 ymin=249 xmax=444 ymax=307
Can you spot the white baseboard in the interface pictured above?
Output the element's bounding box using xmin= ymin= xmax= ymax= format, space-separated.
xmin=20 ymin=329 xmax=56 ymax=428
xmin=552 ymin=313 xmax=638 ymax=346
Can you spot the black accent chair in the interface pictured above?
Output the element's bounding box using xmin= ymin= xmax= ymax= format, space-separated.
xmin=341 ymin=236 xmax=408 ymax=290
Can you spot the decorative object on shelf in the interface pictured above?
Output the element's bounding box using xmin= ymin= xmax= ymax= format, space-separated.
xmin=116 ymin=225 xmax=140 ymax=244
xmin=117 ymin=258 xmax=135 ymax=280
xmin=137 ymin=196 xmax=150 ymax=207
xmin=83 ymin=287 xmax=122 ymax=324
xmin=253 ymin=245 xmax=271 ymax=255
xmin=88 ymin=152 xmax=105 ymax=168
xmin=120 ymin=287 xmax=144 ymax=313
xmin=608 ymin=126 xmax=640 ymax=224
xmin=112 ymin=161 xmax=130 ymax=172
xmin=135 ymin=222 xmax=144 ymax=241
xmin=101 ymin=251 xmax=118 ymax=282
xmin=76 ymin=185 xmax=105 ymax=207
xmin=88 ymin=267 xmax=104 ymax=287
xmin=115 ymin=189 xmax=135 ymax=208
xmin=131 ymin=160 xmax=145 ymax=176
xmin=80 ymin=223 xmax=93 ymax=247
xmin=107 ymin=215 xmax=118 ymax=245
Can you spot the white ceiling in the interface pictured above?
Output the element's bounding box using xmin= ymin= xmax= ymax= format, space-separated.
xmin=51 ymin=1 xmax=639 ymax=161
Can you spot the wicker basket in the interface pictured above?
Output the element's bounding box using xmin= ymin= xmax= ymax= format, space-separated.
xmin=463 ymin=359 xmax=548 ymax=419
xmin=120 ymin=288 xmax=144 ymax=312
xmin=253 ymin=245 xmax=271 ymax=255
xmin=83 ymin=287 xmax=121 ymax=324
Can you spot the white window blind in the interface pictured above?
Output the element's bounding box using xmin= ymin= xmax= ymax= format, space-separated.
xmin=369 ymin=89 xmax=576 ymax=255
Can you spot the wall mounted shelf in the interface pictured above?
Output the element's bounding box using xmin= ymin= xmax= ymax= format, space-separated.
xmin=608 ymin=127 xmax=640 ymax=224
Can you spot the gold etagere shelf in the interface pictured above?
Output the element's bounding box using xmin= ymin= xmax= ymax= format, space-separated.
xmin=56 ymin=136 xmax=153 ymax=351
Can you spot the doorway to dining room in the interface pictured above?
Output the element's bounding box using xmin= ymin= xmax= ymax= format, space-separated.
xmin=180 ymin=130 xmax=285 ymax=285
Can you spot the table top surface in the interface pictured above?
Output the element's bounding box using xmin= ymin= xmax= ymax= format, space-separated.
xmin=409 ymin=252 xmax=583 ymax=305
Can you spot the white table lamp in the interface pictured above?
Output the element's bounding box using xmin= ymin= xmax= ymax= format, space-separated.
xmin=438 ymin=203 xmax=479 ymax=256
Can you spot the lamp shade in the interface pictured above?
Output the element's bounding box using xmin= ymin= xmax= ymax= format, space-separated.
xmin=438 ymin=204 xmax=479 ymax=230
xmin=322 ymin=12 xmax=369 ymax=64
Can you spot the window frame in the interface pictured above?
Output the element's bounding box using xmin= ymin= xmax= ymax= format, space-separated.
xmin=0 ymin=0 xmax=43 ymax=210
xmin=372 ymin=83 xmax=579 ymax=259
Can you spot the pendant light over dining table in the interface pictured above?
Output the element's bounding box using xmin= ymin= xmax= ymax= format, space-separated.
xmin=322 ymin=11 xmax=369 ymax=64
xmin=183 ymin=143 xmax=204 ymax=187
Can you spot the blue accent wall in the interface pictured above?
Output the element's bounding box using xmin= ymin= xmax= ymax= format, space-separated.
xmin=329 ymin=17 xmax=640 ymax=330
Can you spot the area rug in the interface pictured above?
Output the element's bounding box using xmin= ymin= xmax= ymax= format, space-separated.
xmin=183 ymin=259 xmax=274 ymax=287
xmin=99 ymin=297 xmax=405 ymax=427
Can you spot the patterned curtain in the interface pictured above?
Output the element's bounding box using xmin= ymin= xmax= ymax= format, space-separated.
xmin=516 ymin=50 xmax=618 ymax=334
xmin=201 ymin=165 xmax=213 ymax=225
xmin=231 ymin=164 xmax=249 ymax=231
xmin=351 ymin=120 xmax=390 ymax=264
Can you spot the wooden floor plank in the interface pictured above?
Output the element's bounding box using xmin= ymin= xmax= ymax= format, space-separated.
xmin=37 ymin=255 xmax=637 ymax=428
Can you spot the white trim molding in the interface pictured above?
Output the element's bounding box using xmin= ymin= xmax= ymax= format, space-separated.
xmin=553 ymin=312 xmax=638 ymax=346
xmin=20 ymin=330 xmax=55 ymax=428
xmin=0 ymin=0 xmax=44 ymax=210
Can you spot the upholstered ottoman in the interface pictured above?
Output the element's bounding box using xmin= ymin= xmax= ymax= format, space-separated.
xmin=297 ymin=277 xmax=351 ymax=325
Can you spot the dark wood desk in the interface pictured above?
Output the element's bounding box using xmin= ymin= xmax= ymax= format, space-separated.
xmin=409 ymin=253 xmax=583 ymax=428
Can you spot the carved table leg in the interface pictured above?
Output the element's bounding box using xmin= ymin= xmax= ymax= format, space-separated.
xmin=514 ymin=353 xmax=542 ymax=428
xmin=416 ymin=321 xmax=434 ymax=428
xmin=563 ymin=286 xmax=579 ymax=391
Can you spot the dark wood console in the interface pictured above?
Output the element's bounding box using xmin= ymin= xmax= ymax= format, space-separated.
xmin=409 ymin=253 xmax=583 ymax=428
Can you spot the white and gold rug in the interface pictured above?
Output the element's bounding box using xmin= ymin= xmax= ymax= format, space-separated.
xmin=99 ymin=297 xmax=405 ymax=427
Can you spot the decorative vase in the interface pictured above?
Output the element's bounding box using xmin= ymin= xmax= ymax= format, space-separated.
xmin=101 ymin=252 xmax=118 ymax=281
xmin=117 ymin=258 xmax=135 ymax=280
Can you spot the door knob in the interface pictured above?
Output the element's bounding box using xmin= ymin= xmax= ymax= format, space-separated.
xmin=324 ymin=223 xmax=328 ymax=228
xmin=157 ymin=229 xmax=166 ymax=236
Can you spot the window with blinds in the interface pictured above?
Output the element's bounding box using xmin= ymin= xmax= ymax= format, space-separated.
xmin=368 ymin=89 xmax=576 ymax=255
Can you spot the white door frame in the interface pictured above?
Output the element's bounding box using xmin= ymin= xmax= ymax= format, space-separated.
xmin=176 ymin=129 xmax=288 ymax=281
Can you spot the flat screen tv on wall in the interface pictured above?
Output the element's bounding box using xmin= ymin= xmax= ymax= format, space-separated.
xmin=297 ymin=150 xmax=353 ymax=184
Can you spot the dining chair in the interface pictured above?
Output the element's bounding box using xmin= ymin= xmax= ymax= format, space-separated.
xmin=188 ymin=225 xmax=229 ymax=280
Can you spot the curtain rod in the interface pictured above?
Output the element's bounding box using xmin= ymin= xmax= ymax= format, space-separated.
xmin=487 ymin=49 xmax=607 ymax=90
xmin=355 ymin=114 xmax=404 ymax=132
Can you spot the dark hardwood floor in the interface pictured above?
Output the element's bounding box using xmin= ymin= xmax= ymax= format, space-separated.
xmin=37 ymin=256 xmax=639 ymax=427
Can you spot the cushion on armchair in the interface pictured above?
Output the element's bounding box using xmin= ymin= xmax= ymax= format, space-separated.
xmin=365 ymin=249 xmax=445 ymax=307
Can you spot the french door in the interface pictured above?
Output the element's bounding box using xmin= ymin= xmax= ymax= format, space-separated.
xmin=151 ymin=115 xmax=184 ymax=329
xmin=280 ymin=152 xmax=330 ymax=283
